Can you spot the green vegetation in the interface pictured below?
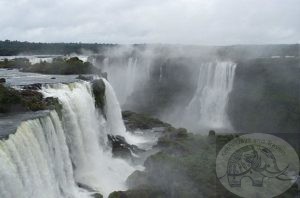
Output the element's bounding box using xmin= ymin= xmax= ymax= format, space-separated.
xmin=0 ymin=58 xmax=30 ymax=68
xmin=122 ymin=111 xmax=171 ymax=130
xmin=0 ymin=84 xmax=61 ymax=113
xmin=23 ymin=57 xmax=101 ymax=75
xmin=0 ymin=57 xmax=102 ymax=75
xmin=109 ymin=126 xmax=218 ymax=198
xmin=0 ymin=40 xmax=117 ymax=56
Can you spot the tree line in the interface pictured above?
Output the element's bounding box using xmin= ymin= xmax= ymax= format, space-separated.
xmin=0 ymin=40 xmax=118 ymax=56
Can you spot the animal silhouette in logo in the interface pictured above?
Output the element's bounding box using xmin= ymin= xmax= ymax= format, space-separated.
xmin=221 ymin=145 xmax=290 ymax=187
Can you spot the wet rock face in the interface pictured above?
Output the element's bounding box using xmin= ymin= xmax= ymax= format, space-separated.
xmin=22 ymin=83 xmax=42 ymax=90
xmin=77 ymin=183 xmax=103 ymax=198
xmin=107 ymin=135 xmax=144 ymax=159
xmin=92 ymin=79 xmax=106 ymax=111
xmin=0 ymin=78 xmax=5 ymax=83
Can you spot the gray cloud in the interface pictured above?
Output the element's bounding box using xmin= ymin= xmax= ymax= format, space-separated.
xmin=0 ymin=0 xmax=299 ymax=45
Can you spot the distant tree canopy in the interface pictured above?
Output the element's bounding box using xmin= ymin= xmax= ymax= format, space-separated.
xmin=0 ymin=40 xmax=118 ymax=56
xmin=0 ymin=57 xmax=102 ymax=75
xmin=1 ymin=40 xmax=299 ymax=59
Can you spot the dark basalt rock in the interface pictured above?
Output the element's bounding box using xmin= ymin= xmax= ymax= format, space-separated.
xmin=92 ymin=79 xmax=106 ymax=111
xmin=122 ymin=111 xmax=171 ymax=131
xmin=92 ymin=193 xmax=103 ymax=198
xmin=108 ymin=189 xmax=166 ymax=198
xmin=77 ymin=183 xmax=103 ymax=198
xmin=107 ymin=134 xmax=144 ymax=159
xmin=0 ymin=78 xmax=5 ymax=83
xmin=22 ymin=83 xmax=42 ymax=90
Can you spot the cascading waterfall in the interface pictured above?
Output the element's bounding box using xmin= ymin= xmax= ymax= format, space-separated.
xmin=181 ymin=61 xmax=236 ymax=131
xmin=0 ymin=111 xmax=88 ymax=198
xmin=41 ymin=81 xmax=135 ymax=197
xmin=102 ymin=78 xmax=152 ymax=146
xmin=103 ymin=79 xmax=126 ymax=135
xmin=0 ymin=80 xmax=137 ymax=198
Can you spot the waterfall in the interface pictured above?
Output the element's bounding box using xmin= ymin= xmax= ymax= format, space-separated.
xmin=0 ymin=80 xmax=136 ymax=198
xmin=41 ymin=81 xmax=135 ymax=197
xmin=0 ymin=111 xmax=88 ymax=198
xmin=103 ymin=79 xmax=127 ymax=135
xmin=182 ymin=61 xmax=236 ymax=131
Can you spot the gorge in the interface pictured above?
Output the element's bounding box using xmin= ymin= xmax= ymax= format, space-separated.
xmin=0 ymin=43 xmax=299 ymax=198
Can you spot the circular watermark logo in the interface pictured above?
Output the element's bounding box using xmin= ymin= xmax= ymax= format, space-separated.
xmin=216 ymin=133 xmax=299 ymax=198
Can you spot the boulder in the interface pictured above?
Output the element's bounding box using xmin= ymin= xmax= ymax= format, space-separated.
xmin=0 ymin=78 xmax=5 ymax=83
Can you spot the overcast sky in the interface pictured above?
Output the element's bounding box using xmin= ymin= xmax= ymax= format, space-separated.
xmin=0 ymin=0 xmax=299 ymax=45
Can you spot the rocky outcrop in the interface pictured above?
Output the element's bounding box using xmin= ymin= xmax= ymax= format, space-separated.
xmin=22 ymin=83 xmax=42 ymax=90
xmin=123 ymin=129 xmax=217 ymax=198
xmin=77 ymin=183 xmax=103 ymax=198
xmin=0 ymin=83 xmax=61 ymax=113
xmin=0 ymin=78 xmax=5 ymax=83
xmin=92 ymin=79 xmax=106 ymax=111
xmin=107 ymin=135 xmax=144 ymax=159
xmin=108 ymin=189 xmax=166 ymax=198
xmin=122 ymin=111 xmax=171 ymax=131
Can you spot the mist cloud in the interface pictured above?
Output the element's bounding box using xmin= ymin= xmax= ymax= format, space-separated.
xmin=0 ymin=0 xmax=299 ymax=45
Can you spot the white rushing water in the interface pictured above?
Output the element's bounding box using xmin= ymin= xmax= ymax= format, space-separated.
xmin=41 ymin=81 xmax=135 ymax=197
xmin=0 ymin=55 xmax=55 ymax=64
xmin=0 ymin=111 xmax=88 ymax=198
xmin=0 ymin=80 xmax=138 ymax=198
xmin=181 ymin=61 xmax=237 ymax=131
xmin=103 ymin=79 xmax=126 ymax=135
